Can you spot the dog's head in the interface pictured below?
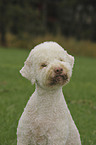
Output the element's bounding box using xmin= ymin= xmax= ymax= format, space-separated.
xmin=20 ymin=42 xmax=74 ymax=89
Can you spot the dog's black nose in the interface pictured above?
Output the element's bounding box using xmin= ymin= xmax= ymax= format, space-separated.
xmin=54 ymin=67 xmax=63 ymax=74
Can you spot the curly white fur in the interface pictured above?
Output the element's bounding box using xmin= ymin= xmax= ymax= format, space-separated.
xmin=17 ymin=42 xmax=81 ymax=145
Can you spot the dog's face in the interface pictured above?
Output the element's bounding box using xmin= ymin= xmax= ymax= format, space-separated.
xmin=20 ymin=42 xmax=74 ymax=89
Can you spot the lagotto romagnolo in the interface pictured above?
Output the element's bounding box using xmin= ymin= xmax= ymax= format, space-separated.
xmin=17 ymin=42 xmax=81 ymax=145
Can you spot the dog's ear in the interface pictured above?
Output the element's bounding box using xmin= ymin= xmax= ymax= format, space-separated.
xmin=67 ymin=54 xmax=74 ymax=68
xmin=20 ymin=60 xmax=35 ymax=85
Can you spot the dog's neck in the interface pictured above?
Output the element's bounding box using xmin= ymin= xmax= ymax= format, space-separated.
xmin=36 ymin=83 xmax=62 ymax=95
xmin=34 ymin=83 xmax=67 ymax=112
xmin=35 ymin=83 xmax=64 ymax=102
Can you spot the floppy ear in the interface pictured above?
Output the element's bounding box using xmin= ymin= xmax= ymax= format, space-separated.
xmin=20 ymin=60 xmax=35 ymax=85
xmin=67 ymin=54 xmax=74 ymax=68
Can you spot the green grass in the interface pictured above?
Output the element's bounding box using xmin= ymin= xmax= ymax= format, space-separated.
xmin=0 ymin=47 xmax=96 ymax=145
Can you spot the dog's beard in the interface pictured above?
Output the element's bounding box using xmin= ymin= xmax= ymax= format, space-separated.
xmin=49 ymin=74 xmax=68 ymax=86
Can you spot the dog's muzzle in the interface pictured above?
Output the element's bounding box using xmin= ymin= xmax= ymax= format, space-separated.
xmin=48 ymin=67 xmax=68 ymax=86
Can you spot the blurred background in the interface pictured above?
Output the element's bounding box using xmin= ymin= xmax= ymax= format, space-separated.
xmin=0 ymin=0 xmax=96 ymax=57
xmin=0 ymin=0 xmax=96 ymax=145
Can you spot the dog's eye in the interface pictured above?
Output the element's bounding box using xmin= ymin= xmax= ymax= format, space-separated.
xmin=59 ymin=58 xmax=64 ymax=62
xmin=41 ymin=63 xmax=47 ymax=68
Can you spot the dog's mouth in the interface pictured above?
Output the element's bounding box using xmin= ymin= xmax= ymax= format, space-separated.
xmin=49 ymin=74 xmax=68 ymax=86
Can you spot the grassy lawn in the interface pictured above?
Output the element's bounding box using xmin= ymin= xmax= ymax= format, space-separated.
xmin=0 ymin=47 xmax=96 ymax=145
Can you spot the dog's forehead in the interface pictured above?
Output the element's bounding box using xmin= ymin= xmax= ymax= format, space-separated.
xmin=34 ymin=48 xmax=65 ymax=62
xmin=32 ymin=42 xmax=66 ymax=60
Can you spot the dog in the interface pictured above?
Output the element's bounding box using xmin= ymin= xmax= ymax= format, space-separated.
xmin=17 ymin=41 xmax=81 ymax=145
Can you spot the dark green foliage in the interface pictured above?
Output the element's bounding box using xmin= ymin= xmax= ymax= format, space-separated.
xmin=0 ymin=0 xmax=96 ymax=46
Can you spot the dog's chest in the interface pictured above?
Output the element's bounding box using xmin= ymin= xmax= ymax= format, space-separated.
xmin=28 ymin=104 xmax=69 ymax=144
xmin=25 ymin=93 xmax=69 ymax=144
xmin=29 ymin=114 xmax=68 ymax=145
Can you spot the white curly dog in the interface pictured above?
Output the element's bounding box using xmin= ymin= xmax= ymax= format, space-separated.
xmin=17 ymin=42 xmax=81 ymax=145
